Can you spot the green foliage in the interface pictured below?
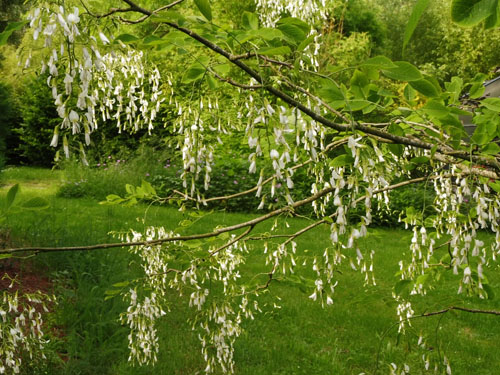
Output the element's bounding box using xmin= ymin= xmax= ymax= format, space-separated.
xmin=0 ymin=81 xmax=19 ymax=169
xmin=451 ymin=0 xmax=499 ymax=27
xmin=57 ymin=146 xmax=176 ymax=201
xmin=320 ymin=32 xmax=372 ymax=76
xmin=0 ymin=183 xmax=49 ymax=228
xmin=350 ymin=182 xmax=436 ymax=227
xmin=14 ymin=76 xmax=58 ymax=166
xmin=402 ymin=0 xmax=430 ymax=52
xmin=340 ymin=0 xmax=388 ymax=54
xmin=380 ymin=0 xmax=500 ymax=81
xmin=7 ymin=2 xmax=500 ymax=374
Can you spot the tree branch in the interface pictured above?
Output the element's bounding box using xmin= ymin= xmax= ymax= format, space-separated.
xmin=419 ymin=306 xmax=500 ymax=317
xmin=0 ymin=184 xmax=336 ymax=255
xmin=84 ymin=0 xmax=184 ymax=24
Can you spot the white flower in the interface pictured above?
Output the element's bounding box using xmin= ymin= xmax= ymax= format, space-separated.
xmin=308 ymin=291 xmax=317 ymax=301
xmin=69 ymin=110 xmax=79 ymax=122
xmin=99 ymin=32 xmax=110 ymax=44
xmin=270 ymin=149 xmax=279 ymax=160
xmin=50 ymin=130 xmax=59 ymax=147
xmin=63 ymin=136 xmax=69 ymax=158
xmin=67 ymin=8 xmax=80 ymax=25
xmin=249 ymin=160 xmax=256 ymax=174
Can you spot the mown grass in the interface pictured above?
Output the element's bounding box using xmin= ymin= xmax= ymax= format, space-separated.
xmin=1 ymin=167 xmax=500 ymax=375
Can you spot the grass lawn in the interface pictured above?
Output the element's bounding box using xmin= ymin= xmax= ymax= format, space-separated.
xmin=1 ymin=167 xmax=500 ymax=374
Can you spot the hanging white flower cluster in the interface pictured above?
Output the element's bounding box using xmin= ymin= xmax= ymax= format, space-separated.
xmin=255 ymin=0 xmax=329 ymax=27
xmin=254 ymin=0 xmax=330 ymax=69
xmin=119 ymin=226 xmax=174 ymax=365
xmin=172 ymin=97 xmax=221 ymax=197
xmin=0 ymin=288 xmax=54 ymax=374
xmin=26 ymin=5 xmax=163 ymax=160
xmin=118 ymin=225 xmax=260 ymax=374
xmin=396 ymin=165 xmax=500 ymax=299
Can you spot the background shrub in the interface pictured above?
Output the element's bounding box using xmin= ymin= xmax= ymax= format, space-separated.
xmin=0 ymin=82 xmax=18 ymax=170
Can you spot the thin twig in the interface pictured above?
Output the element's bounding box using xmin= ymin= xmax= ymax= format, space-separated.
xmin=209 ymin=225 xmax=254 ymax=256
xmin=208 ymin=68 xmax=264 ymax=90
xmin=419 ymin=306 xmax=500 ymax=317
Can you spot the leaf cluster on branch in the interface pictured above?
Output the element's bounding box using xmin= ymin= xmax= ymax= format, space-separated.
xmin=1 ymin=0 xmax=500 ymax=373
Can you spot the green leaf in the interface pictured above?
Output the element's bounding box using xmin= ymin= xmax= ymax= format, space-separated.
xmin=277 ymin=17 xmax=310 ymax=34
xmin=388 ymin=144 xmax=404 ymax=156
xmin=416 ymin=273 xmax=429 ymax=286
xmin=0 ymin=254 xmax=12 ymax=260
xmin=185 ymin=240 xmax=203 ymax=249
xmin=151 ymin=11 xmax=187 ymax=25
xmin=422 ymin=100 xmax=450 ymax=119
xmin=323 ymin=216 xmax=333 ymax=224
xmin=6 ymin=184 xmax=19 ymax=210
xmin=112 ymin=281 xmax=130 ymax=288
xmin=180 ymin=219 xmax=193 ymax=227
xmin=404 ymin=84 xmax=417 ymax=101
xmin=470 ymin=83 xmax=486 ymax=99
xmin=141 ymin=179 xmax=156 ymax=196
xmin=472 ymin=122 xmax=497 ymax=144
xmin=403 ymin=0 xmax=431 ymax=52
xmin=277 ymin=24 xmax=306 ymax=44
xmin=276 ymin=18 xmax=309 ymax=44
xmin=142 ymin=35 xmax=166 ymax=45
xmin=20 ymin=197 xmax=49 ymax=210
xmin=319 ymin=80 xmax=345 ymax=104
xmin=351 ymin=70 xmax=369 ymax=89
xmin=482 ymin=142 xmax=500 ymax=155
xmin=489 ymin=181 xmax=500 ymax=193
xmin=247 ymin=28 xmax=284 ymax=41
xmin=410 ymin=156 xmax=430 ymax=164
xmin=360 ymin=55 xmax=397 ymax=70
xmin=213 ymin=63 xmax=231 ymax=75
xmin=258 ymin=46 xmax=291 ymax=56
xmin=297 ymin=34 xmax=316 ymax=52
xmin=115 ymin=34 xmax=140 ymax=43
xmin=329 ymin=154 xmax=354 ymax=168
xmin=347 ymin=99 xmax=372 ymax=111
xmin=206 ymin=74 xmax=218 ymax=89
xmin=481 ymin=98 xmax=500 ymax=111
xmin=102 ymin=194 xmax=125 ymax=205
xmin=0 ymin=21 xmax=27 ymax=46
xmin=242 ymin=11 xmax=259 ymax=30
xmin=182 ymin=63 xmax=206 ymax=84
xmin=194 ymin=0 xmax=212 ymax=21
xmin=446 ymin=76 xmax=464 ymax=103
xmin=485 ymin=4 xmax=500 ymax=28
xmin=451 ymin=0 xmax=498 ymax=27
xmin=409 ymin=78 xmax=440 ymax=97
xmin=104 ymin=289 xmax=121 ymax=295
xmin=382 ymin=61 xmax=422 ymax=82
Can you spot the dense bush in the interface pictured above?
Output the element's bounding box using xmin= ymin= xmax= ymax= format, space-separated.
xmin=340 ymin=0 xmax=388 ymax=55
xmin=14 ymin=75 xmax=59 ymax=166
xmin=56 ymin=146 xmax=176 ymax=200
xmin=349 ymin=182 xmax=436 ymax=227
xmin=58 ymin=144 xmax=435 ymax=226
xmin=0 ymin=81 xmax=19 ymax=169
